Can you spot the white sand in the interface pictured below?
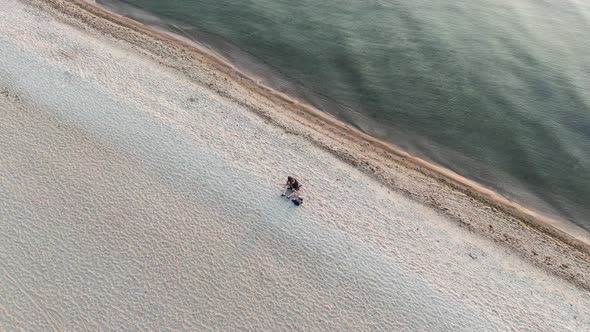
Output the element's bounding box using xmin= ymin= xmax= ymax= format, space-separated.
xmin=1 ymin=0 xmax=589 ymax=330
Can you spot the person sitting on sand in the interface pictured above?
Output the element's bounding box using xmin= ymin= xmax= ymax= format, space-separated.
xmin=281 ymin=176 xmax=302 ymax=198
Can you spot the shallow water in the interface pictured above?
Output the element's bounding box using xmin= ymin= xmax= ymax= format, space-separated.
xmin=100 ymin=0 xmax=590 ymax=230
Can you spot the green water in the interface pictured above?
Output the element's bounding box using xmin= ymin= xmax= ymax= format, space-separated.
xmin=101 ymin=0 xmax=590 ymax=230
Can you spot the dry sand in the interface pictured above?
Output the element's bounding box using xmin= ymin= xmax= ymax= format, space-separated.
xmin=1 ymin=0 xmax=589 ymax=330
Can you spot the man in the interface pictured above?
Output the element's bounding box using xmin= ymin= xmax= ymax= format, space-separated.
xmin=281 ymin=176 xmax=302 ymax=199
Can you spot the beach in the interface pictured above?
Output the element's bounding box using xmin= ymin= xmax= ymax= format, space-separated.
xmin=1 ymin=0 xmax=589 ymax=330
xmin=94 ymin=0 xmax=590 ymax=231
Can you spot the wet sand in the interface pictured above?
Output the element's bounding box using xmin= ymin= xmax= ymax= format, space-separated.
xmin=1 ymin=0 xmax=589 ymax=330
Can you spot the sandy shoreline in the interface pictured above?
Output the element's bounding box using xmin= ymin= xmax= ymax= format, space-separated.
xmin=89 ymin=0 xmax=590 ymax=244
xmin=48 ymin=0 xmax=590 ymax=267
xmin=1 ymin=0 xmax=589 ymax=329
xmin=79 ymin=0 xmax=590 ymax=248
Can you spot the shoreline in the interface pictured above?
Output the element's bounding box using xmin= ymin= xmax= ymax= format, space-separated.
xmin=4 ymin=1 xmax=590 ymax=328
xmin=79 ymin=0 xmax=590 ymax=250
xmin=29 ymin=0 xmax=590 ymax=289
xmin=92 ymin=0 xmax=590 ymax=236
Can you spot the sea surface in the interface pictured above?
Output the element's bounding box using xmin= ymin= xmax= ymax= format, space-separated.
xmin=96 ymin=0 xmax=590 ymax=232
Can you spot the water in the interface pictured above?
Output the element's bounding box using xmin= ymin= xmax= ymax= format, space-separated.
xmin=98 ymin=0 xmax=590 ymax=231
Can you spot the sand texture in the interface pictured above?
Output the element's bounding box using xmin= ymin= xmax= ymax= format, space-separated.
xmin=1 ymin=0 xmax=589 ymax=330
